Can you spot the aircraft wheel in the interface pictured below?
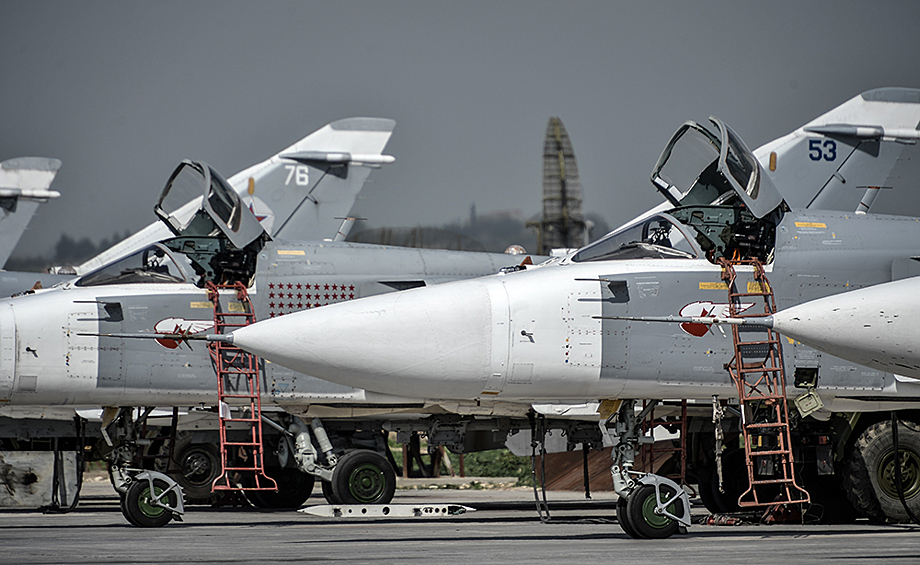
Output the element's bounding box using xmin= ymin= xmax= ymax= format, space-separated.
xmin=625 ymin=483 xmax=683 ymax=539
xmin=694 ymin=465 xmax=725 ymax=514
xmin=123 ymin=478 xmax=177 ymax=528
xmin=330 ymin=450 xmax=396 ymax=505
xmin=617 ymin=495 xmax=642 ymax=538
xmin=249 ymin=467 xmax=315 ymax=509
xmin=120 ymin=490 xmax=141 ymax=527
xmin=845 ymin=419 xmax=920 ymax=522
xmin=158 ymin=434 xmax=221 ymax=505
xmin=321 ymin=480 xmax=341 ymax=504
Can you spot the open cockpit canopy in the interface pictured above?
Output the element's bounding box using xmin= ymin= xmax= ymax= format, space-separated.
xmin=651 ymin=117 xmax=784 ymax=219
xmin=154 ymin=160 xmax=266 ymax=249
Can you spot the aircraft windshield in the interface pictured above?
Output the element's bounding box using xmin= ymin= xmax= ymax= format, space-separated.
xmin=571 ymin=214 xmax=697 ymax=262
xmin=76 ymin=244 xmax=192 ymax=287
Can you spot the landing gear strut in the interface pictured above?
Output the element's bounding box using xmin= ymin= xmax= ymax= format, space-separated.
xmin=610 ymin=400 xmax=691 ymax=539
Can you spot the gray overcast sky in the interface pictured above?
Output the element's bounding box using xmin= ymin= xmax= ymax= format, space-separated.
xmin=4 ymin=1 xmax=920 ymax=258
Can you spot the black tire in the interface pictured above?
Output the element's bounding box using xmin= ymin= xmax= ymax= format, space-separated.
xmin=625 ymin=483 xmax=683 ymax=539
xmin=321 ymin=480 xmax=341 ymax=504
xmin=157 ymin=433 xmax=221 ymax=505
xmin=120 ymin=491 xmax=141 ymax=527
xmin=694 ymin=465 xmax=726 ymax=514
xmin=123 ymin=478 xmax=177 ymax=528
xmin=617 ymin=495 xmax=642 ymax=538
xmin=330 ymin=450 xmax=396 ymax=505
xmin=249 ymin=467 xmax=315 ymax=509
xmin=844 ymin=419 xmax=920 ymax=522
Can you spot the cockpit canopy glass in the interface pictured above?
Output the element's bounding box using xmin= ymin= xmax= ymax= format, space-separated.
xmin=651 ymin=122 xmax=734 ymax=208
xmin=75 ymin=244 xmax=193 ymax=286
xmin=571 ymin=214 xmax=697 ymax=262
xmin=207 ymin=169 xmax=244 ymax=233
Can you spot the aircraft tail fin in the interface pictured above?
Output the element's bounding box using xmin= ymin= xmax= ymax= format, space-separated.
xmin=76 ymin=118 xmax=395 ymax=275
xmin=0 ymin=157 xmax=62 ymax=268
xmin=233 ymin=117 xmax=395 ymax=241
xmin=755 ymin=88 xmax=920 ymax=212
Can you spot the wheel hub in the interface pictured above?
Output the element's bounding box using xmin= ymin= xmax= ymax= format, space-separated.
xmin=878 ymin=448 xmax=920 ymax=500
xmin=349 ymin=463 xmax=385 ymax=502
xmin=640 ymin=489 xmax=676 ymax=528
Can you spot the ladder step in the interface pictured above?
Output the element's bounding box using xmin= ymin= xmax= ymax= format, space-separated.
xmin=747 ymin=449 xmax=793 ymax=457
xmin=749 ymin=477 xmax=797 ymax=486
xmin=746 ymin=422 xmax=790 ymax=429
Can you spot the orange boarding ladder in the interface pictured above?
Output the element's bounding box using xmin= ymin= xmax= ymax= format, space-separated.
xmin=206 ymin=281 xmax=277 ymax=493
xmin=719 ymin=259 xmax=808 ymax=509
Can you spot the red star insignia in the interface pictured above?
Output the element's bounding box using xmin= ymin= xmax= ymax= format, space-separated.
xmin=296 ymin=283 xmax=302 ymax=290
xmin=297 ymin=302 xmax=303 ymax=309
xmin=268 ymin=283 xmax=275 ymax=289
xmin=248 ymin=202 xmax=269 ymax=222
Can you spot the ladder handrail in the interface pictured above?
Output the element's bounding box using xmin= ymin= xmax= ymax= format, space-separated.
xmin=206 ymin=282 xmax=278 ymax=493
xmin=719 ymin=259 xmax=809 ymax=509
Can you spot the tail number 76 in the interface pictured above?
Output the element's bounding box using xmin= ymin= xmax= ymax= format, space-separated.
xmin=285 ymin=165 xmax=309 ymax=186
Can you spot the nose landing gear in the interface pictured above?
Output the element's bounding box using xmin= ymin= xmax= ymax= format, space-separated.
xmin=610 ymin=399 xmax=691 ymax=539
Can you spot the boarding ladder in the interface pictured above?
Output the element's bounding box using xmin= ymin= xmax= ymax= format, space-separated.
xmin=206 ymin=281 xmax=277 ymax=493
xmin=719 ymin=258 xmax=809 ymax=508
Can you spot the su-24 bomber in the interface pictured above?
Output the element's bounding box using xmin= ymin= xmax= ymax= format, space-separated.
xmin=3 ymin=88 xmax=920 ymax=530
xmin=220 ymin=88 xmax=920 ymax=537
xmin=0 ymin=122 xmax=553 ymax=525
xmin=0 ymin=117 xmax=419 ymax=510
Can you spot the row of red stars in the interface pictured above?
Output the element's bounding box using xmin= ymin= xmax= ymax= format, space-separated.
xmin=267 ymin=282 xmax=356 ymax=292
xmin=268 ymin=294 xmax=356 ymax=310
xmin=267 ymin=281 xmax=357 ymax=318
xmin=268 ymin=291 xmax=355 ymax=300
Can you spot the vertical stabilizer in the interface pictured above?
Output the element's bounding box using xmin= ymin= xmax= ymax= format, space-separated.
xmin=755 ymin=88 xmax=920 ymax=212
xmin=0 ymin=157 xmax=62 ymax=269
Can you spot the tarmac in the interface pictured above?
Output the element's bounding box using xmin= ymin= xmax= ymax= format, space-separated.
xmin=1 ymin=474 xmax=919 ymax=565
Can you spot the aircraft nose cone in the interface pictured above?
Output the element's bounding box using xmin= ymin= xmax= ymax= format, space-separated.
xmin=772 ymin=278 xmax=920 ymax=378
xmin=233 ymin=280 xmax=497 ymax=399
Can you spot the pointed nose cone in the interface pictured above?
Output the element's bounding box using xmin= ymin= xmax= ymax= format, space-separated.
xmin=772 ymin=278 xmax=920 ymax=378
xmin=233 ymin=279 xmax=500 ymax=399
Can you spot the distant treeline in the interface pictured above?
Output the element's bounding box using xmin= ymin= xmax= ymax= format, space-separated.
xmin=6 ymin=231 xmax=131 ymax=272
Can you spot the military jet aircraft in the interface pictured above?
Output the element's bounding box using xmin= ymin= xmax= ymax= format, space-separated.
xmin=0 ymin=156 xmax=552 ymax=525
xmin=225 ymin=89 xmax=920 ymax=535
xmin=6 ymin=88 xmax=920 ymax=528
